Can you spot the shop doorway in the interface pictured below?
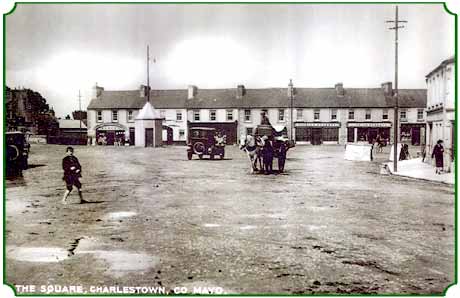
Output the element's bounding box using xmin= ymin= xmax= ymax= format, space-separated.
xmin=311 ymin=128 xmax=322 ymax=145
xmin=129 ymin=128 xmax=135 ymax=146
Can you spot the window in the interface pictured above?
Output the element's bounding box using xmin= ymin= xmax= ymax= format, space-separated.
xmin=193 ymin=110 xmax=200 ymax=121
xmin=382 ymin=109 xmax=389 ymax=120
xmin=112 ymin=110 xmax=118 ymax=122
xmin=331 ymin=109 xmax=337 ymax=120
xmin=296 ymin=109 xmax=303 ymax=120
xmin=314 ymin=109 xmax=320 ymax=120
xmin=278 ymin=109 xmax=285 ymax=121
xmin=127 ymin=110 xmax=134 ymax=122
xmin=400 ymin=110 xmax=407 ymax=121
xmin=322 ymin=128 xmax=339 ymax=142
xmin=179 ymin=129 xmax=185 ymax=139
xmin=365 ymin=109 xmax=371 ymax=120
xmin=246 ymin=127 xmax=253 ymax=135
xmin=160 ymin=110 xmax=166 ymax=118
xmin=176 ymin=111 xmax=182 ymax=121
xmin=226 ymin=110 xmax=233 ymax=121
xmin=97 ymin=111 xmax=102 ymax=122
xmin=348 ymin=109 xmax=354 ymax=120
xmin=244 ymin=109 xmax=251 ymax=122
xmin=210 ymin=110 xmax=217 ymax=121
xmin=417 ymin=109 xmax=424 ymax=120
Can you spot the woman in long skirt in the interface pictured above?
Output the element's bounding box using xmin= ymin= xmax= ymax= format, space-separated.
xmin=432 ymin=139 xmax=444 ymax=174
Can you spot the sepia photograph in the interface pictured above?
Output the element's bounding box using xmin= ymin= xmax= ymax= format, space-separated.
xmin=2 ymin=0 xmax=457 ymax=296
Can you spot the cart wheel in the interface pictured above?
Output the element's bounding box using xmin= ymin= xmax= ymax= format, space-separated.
xmin=187 ymin=151 xmax=193 ymax=160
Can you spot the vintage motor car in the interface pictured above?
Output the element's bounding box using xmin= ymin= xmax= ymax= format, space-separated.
xmin=6 ymin=131 xmax=30 ymax=176
xmin=187 ymin=127 xmax=225 ymax=160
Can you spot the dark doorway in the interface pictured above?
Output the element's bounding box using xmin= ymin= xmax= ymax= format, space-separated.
xmin=145 ymin=128 xmax=154 ymax=147
xmin=106 ymin=132 xmax=115 ymax=145
xmin=412 ymin=127 xmax=421 ymax=145
xmin=164 ymin=126 xmax=173 ymax=145
xmin=311 ymin=128 xmax=322 ymax=145
xmin=129 ymin=128 xmax=135 ymax=146
xmin=347 ymin=127 xmax=355 ymax=142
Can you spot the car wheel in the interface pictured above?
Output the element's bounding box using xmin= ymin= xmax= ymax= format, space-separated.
xmin=187 ymin=151 xmax=193 ymax=160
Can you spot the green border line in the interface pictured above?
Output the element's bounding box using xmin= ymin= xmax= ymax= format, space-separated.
xmin=2 ymin=1 xmax=458 ymax=297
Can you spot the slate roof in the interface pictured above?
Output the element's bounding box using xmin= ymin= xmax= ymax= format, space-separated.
xmin=425 ymin=56 xmax=455 ymax=78
xmin=87 ymin=87 xmax=426 ymax=110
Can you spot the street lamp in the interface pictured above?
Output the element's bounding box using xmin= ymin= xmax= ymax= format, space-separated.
xmin=288 ymin=79 xmax=294 ymax=141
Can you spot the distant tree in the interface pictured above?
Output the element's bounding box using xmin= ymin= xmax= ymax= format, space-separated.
xmin=72 ymin=110 xmax=87 ymax=121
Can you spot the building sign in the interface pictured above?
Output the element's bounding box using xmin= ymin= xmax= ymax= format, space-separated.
xmin=347 ymin=122 xmax=392 ymax=128
xmin=96 ymin=124 xmax=125 ymax=131
xmin=295 ymin=122 xmax=340 ymax=128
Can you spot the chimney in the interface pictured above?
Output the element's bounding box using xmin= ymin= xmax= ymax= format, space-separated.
xmin=139 ymin=85 xmax=151 ymax=98
xmin=188 ymin=85 xmax=197 ymax=99
xmin=287 ymin=79 xmax=294 ymax=97
xmin=91 ymin=83 xmax=104 ymax=99
xmin=381 ymin=82 xmax=393 ymax=96
xmin=335 ymin=82 xmax=344 ymax=97
xmin=237 ymin=85 xmax=246 ymax=98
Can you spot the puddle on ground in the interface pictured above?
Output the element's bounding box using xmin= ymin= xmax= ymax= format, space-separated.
xmin=7 ymin=246 xmax=69 ymax=263
xmin=203 ymin=223 xmax=221 ymax=228
xmin=240 ymin=225 xmax=257 ymax=230
xmin=77 ymin=250 xmax=159 ymax=278
xmin=6 ymin=200 xmax=29 ymax=215
xmin=104 ymin=211 xmax=137 ymax=220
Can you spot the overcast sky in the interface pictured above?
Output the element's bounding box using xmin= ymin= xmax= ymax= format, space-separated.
xmin=6 ymin=3 xmax=455 ymax=117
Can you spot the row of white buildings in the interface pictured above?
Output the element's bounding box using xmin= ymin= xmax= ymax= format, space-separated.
xmin=86 ymin=56 xmax=455 ymax=171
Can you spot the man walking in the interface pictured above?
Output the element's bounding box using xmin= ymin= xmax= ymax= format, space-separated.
xmin=62 ymin=146 xmax=87 ymax=204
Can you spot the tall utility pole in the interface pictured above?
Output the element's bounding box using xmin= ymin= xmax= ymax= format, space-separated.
xmin=78 ymin=90 xmax=82 ymax=141
xmin=386 ymin=6 xmax=407 ymax=172
xmin=288 ymin=79 xmax=294 ymax=141
xmin=147 ymin=45 xmax=150 ymax=102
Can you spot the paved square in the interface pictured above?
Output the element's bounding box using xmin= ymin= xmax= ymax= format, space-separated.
xmin=5 ymin=144 xmax=454 ymax=294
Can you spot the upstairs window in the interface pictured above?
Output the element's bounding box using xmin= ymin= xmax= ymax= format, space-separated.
xmin=244 ymin=109 xmax=251 ymax=122
xmin=127 ymin=110 xmax=134 ymax=122
xmin=193 ymin=110 xmax=200 ymax=121
xmin=226 ymin=110 xmax=233 ymax=121
xmin=314 ymin=109 xmax=320 ymax=120
xmin=400 ymin=110 xmax=407 ymax=121
xmin=210 ymin=110 xmax=217 ymax=121
xmin=365 ymin=109 xmax=371 ymax=120
xmin=417 ymin=109 xmax=424 ymax=120
xmin=331 ymin=109 xmax=337 ymax=120
xmin=382 ymin=109 xmax=389 ymax=120
xmin=112 ymin=110 xmax=118 ymax=122
xmin=278 ymin=109 xmax=285 ymax=122
xmin=348 ymin=109 xmax=354 ymax=120
xmin=296 ymin=109 xmax=303 ymax=120
xmin=176 ymin=111 xmax=182 ymax=121
xmin=97 ymin=111 xmax=103 ymax=122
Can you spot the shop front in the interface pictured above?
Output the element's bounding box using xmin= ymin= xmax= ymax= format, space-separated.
xmin=295 ymin=122 xmax=340 ymax=145
xmin=95 ymin=123 xmax=127 ymax=145
xmin=347 ymin=122 xmax=391 ymax=144
xmin=400 ymin=123 xmax=425 ymax=146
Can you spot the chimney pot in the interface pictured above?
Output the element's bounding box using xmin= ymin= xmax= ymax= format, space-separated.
xmin=91 ymin=83 xmax=104 ymax=100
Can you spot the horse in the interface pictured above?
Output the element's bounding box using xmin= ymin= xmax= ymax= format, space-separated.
xmin=239 ymin=135 xmax=264 ymax=173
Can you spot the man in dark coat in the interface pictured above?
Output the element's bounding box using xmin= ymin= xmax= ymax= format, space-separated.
xmin=432 ymin=139 xmax=444 ymax=174
xmin=62 ymin=147 xmax=87 ymax=204
xmin=275 ymin=137 xmax=288 ymax=173
xmin=261 ymin=136 xmax=274 ymax=174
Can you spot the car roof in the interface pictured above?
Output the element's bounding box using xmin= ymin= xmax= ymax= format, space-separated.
xmin=6 ymin=131 xmax=25 ymax=135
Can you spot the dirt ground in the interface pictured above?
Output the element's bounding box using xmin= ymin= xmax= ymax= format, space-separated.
xmin=5 ymin=144 xmax=455 ymax=295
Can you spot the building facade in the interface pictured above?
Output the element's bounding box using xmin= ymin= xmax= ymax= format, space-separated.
xmin=87 ymin=82 xmax=426 ymax=147
xmin=425 ymin=57 xmax=455 ymax=171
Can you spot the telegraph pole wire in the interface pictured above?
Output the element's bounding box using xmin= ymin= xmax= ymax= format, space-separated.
xmin=386 ymin=5 xmax=407 ymax=172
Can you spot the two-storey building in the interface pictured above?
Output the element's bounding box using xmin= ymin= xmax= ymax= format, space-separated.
xmin=87 ymin=84 xmax=187 ymax=145
xmin=425 ymin=56 xmax=455 ymax=171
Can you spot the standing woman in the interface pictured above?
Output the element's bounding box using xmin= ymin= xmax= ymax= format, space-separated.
xmin=432 ymin=140 xmax=444 ymax=174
